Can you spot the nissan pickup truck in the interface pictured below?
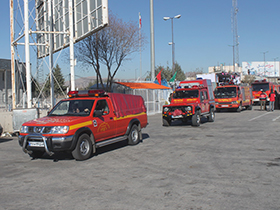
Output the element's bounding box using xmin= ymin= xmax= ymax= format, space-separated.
xmin=18 ymin=90 xmax=148 ymax=160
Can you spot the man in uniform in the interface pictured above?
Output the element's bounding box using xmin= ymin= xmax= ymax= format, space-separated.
xmin=259 ymin=89 xmax=267 ymax=111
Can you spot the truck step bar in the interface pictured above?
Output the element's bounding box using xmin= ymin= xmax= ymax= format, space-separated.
xmin=95 ymin=135 xmax=128 ymax=148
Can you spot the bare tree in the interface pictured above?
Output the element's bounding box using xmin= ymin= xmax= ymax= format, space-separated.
xmin=75 ymin=13 xmax=146 ymax=91
xmin=242 ymin=75 xmax=256 ymax=85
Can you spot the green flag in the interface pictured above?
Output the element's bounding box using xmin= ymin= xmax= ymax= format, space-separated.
xmin=169 ymin=71 xmax=177 ymax=82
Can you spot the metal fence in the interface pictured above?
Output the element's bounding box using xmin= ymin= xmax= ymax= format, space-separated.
xmin=113 ymin=87 xmax=172 ymax=115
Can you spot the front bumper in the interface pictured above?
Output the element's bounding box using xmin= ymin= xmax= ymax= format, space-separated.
xmin=215 ymin=103 xmax=239 ymax=109
xmin=162 ymin=105 xmax=193 ymax=120
xmin=18 ymin=134 xmax=74 ymax=156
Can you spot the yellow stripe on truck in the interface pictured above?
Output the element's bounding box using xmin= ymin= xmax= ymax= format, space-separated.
xmin=114 ymin=112 xmax=146 ymax=121
xmin=69 ymin=121 xmax=92 ymax=130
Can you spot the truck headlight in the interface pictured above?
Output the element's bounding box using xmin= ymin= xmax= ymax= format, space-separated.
xmin=163 ymin=107 xmax=169 ymax=112
xmin=20 ymin=126 xmax=29 ymax=133
xmin=231 ymin=101 xmax=238 ymax=104
xmin=50 ymin=126 xmax=69 ymax=134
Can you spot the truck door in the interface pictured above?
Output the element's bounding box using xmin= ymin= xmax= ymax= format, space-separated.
xmin=92 ymin=99 xmax=116 ymax=142
xmin=203 ymin=90 xmax=210 ymax=113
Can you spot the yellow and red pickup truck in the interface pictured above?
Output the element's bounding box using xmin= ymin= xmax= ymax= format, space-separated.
xmin=18 ymin=90 xmax=148 ymax=160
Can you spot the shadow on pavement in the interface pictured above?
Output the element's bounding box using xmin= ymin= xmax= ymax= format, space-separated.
xmin=29 ymin=132 xmax=150 ymax=162
xmin=0 ymin=137 xmax=14 ymax=143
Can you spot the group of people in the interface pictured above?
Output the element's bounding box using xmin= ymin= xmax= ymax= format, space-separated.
xmin=259 ymin=89 xmax=276 ymax=111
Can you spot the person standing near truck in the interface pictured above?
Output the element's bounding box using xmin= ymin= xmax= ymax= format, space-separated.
xmin=259 ymin=89 xmax=267 ymax=111
xmin=269 ymin=89 xmax=276 ymax=111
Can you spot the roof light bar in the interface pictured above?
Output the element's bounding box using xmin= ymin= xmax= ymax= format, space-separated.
xmin=67 ymin=90 xmax=105 ymax=98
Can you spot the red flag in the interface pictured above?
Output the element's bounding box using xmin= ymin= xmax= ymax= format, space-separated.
xmin=139 ymin=12 xmax=142 ymax=29
xmin=156 ymin=69 xmax=163 ymax=85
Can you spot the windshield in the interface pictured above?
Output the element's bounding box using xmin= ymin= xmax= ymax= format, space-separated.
xmin=49 ymin=99 xmax=95 ymax=116
xmin=214 ymin=87 xmax=237 ymax=98
xmin=173 ymin=90 xmax=199 ymax=99
xmin=252 ymin=83 xmax=269 ymax=91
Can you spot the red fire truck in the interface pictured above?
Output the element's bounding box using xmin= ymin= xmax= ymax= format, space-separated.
xmin=214 ymin=84 xmax=253 ymax=112
xmin=162 ymin=79 xmax=215 ymax=126
xmin=251 ymin=80 xmax=279 ymax=104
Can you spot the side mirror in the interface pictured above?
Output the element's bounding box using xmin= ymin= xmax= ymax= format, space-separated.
xmin=94 ymin=110 xmax=103 ymax=117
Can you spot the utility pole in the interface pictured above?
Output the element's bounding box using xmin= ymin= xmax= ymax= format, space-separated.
xmin=48 ymin=0 xmax=54 ymax=107
xmin=232 ymin=0 xmax=239 ymax=67
xmin=24 ymin=0 xmax=32 ymax=108
xmin=150 ymin=0 xmax=155 ymax=82
xmin=10 ymin=0 xmax=16 ymax=109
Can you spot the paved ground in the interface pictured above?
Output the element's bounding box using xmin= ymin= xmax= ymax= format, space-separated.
xmin=1 ymin=106 xmax=280 ymax=210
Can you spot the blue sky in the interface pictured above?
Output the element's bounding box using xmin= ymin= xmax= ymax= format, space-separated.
xmin=1 ymin=0 xmax=280 ymax=81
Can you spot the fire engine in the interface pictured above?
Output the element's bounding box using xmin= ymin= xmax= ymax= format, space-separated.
xmin=162 ymin=79 xmax=215 ymax=126
xmin=18 ymin=90 xmax=148 ymax=160
xmin=214 ymin=84 xmax=253 ymax=112
xmin=251 ymin=80 xmax=280 ymax=104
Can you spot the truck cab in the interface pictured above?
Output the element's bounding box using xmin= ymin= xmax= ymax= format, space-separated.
xmin=162 ymin=79 xmax=215 ymax=126
xmin=214 ymin=84 xmax=253 ymax=112
xmin=251 ymin=80 xmax=275 ymax=104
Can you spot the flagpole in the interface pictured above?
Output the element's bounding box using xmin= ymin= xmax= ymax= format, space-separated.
xmin=139 ymin=12 xmax=142 ymax=81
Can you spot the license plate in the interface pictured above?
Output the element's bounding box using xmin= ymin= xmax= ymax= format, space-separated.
xmin=221 ymin=105 xmax=229 ymax=107
xmin=172 ymin=115 xmax=182 ymax=119
xmin=29 ymin=141 xmax=44 ymax=147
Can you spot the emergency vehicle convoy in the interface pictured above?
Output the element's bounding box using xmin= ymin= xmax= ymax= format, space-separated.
xmin=18 ymin=90 xmax=148 ymax=160
xmin=214 ymin=84 xmax=253 ymax=112
xmin=251 ymin=79 xmax=279 ymax=104
xmin=162 ymin=79 xmax=215 ymax=126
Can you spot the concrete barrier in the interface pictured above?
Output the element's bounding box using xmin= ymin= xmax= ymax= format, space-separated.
xmin=0 ymin=109 xmax=48 ymax=134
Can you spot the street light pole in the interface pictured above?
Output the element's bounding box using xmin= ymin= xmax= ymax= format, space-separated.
xmin=163 ymin=14 xmax=181 ymax=75
xmin=274 ymin=57 xmax=278 ymax=77
xmin=171 ymin=17 xmax=174 ymax=74
xmin=228 ymin=45 xmax=235 ymax=72
xmin=262 ymin=51 xmax=268 ymax=77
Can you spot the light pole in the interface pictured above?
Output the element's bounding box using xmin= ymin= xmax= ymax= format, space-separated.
xmin=228 ymin=45 xmax=236 ymax=72
xmin=262 ymin=51 xmax=268 ymax=77
xmin=274 ymin=57 xmax=278 ymax=77
xmin=163 ymin=14 xmax=181 ymax=75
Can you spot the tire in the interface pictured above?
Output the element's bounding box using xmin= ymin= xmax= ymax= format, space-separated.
xmin=191 ymin=110 xmax=201 ymax=126
xmin=128 ymin=124 xmax=140 ymax=145
xmin=29 ymin=150 xmax=45 ymax=159
xmin=72 ymin=134 xmax=93 ymax=161
xmin=247 ymin=103 xmax=252 ymax=110
xmin=162 ymin=118 xmax=171 ymax=126
xmin=236 ymin=104 xmax=242 ymax=112
xmin=208 ymin=108 xmax=215 ymax=122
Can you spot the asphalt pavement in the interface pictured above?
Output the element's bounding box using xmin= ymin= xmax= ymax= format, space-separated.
xmin=1 ymin=106 xmax=280 ymax=210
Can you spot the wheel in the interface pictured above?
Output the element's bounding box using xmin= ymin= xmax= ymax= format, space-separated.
xmin=236 ymin=104 xmax=242 ymax=112
xmin=208 ymin=108 xmax=215 ymax=122
xmin=191 ymin=110 xmax=201 ymax=126
xmin=162 ymin=118 xmax=171 ymax=126
xmin=247 ymin=103 xmax=252 ymax=110
xmin=128 ymin=124 xmax=140 ymax=145
xmin=72 ymin=134 xmax=93 ymax=161
xmin=29 ymin=150 xmax=45 ymax=159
